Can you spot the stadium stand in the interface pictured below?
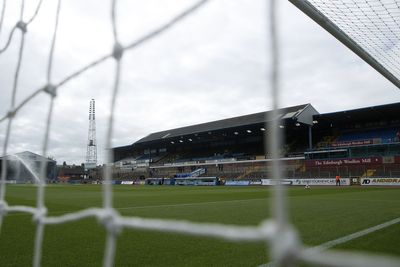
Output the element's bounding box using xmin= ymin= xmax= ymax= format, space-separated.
xmin=111 ymin=102 xmax=400 ymax=182
xmin=335 ymin=127 xmax=397 ymax=144
xmin=57 ymin=164 xmax=87 ymax=183
xmin=0 ymin=151 xmax=57 ymax=183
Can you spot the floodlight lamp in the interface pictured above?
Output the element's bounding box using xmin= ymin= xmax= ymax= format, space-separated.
xmin=295 ymin=123 xmax=300 ymax=126
xmin=246 ymin=130 xmax=252 ymax=133
xmin=260 ymin=128 xmax=266 ymax=131
xmin=279 ymin=125 xmax=285 ymax=129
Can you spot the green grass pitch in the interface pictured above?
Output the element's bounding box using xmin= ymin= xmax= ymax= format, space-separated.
xmin=0 ymin=185 xmax=399 ymax=266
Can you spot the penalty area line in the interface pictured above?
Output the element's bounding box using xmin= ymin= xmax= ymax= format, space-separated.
xmin=309 ymin=217 xmax=400 ymax=252
xmin=260 ymin=217 xmax=400 ymax=267
xmin=117 ymin=197 xmax=267 ymax=210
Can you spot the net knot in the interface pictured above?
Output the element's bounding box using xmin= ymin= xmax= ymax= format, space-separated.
xmin=16 ymin=21 xmax=27 ymax=33
xmin=33 ymin=207 xmax=47 ymax=223
xmin=43 ymin=84 xmax=57 ymax=98
xmin=271 ymin=225 xmax=300 ymax=266
xmin=112 ymin=42 xmax=124 ymax=61
xmin=98 ymin=208 xmax=121 ymax=235
xmin=0 ymin=201 xmax=8 ymax=216
xmin=7 ymin=109 xmax=16 ymax=118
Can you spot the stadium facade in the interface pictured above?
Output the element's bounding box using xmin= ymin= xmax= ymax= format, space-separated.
xmin=0 ymin=151 xmax=57 ymax=183
xmin=112 ymin=102 xmax=400 ymax=183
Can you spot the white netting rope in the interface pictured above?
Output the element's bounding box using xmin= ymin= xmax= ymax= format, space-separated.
xmin=306 ymin=0 xmax=400 ymax=79
xmin=0 ymin=0 xmax=6 ymax=37
xmin=0 ymin=1 xmax=399 ymax=267
xmin=0 ymin=0 xmax=43 ymax=53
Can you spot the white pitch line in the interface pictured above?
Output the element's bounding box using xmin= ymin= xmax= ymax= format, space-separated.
xmin=308 ymin=217 xmax=400 ymax=253
xmin=309 ymin=197 xmax=400 ymax=204
xmin=117 ymin=197 xmax=267 ymax=210
xmin=261 ymin=217 xmax=400 ymax=267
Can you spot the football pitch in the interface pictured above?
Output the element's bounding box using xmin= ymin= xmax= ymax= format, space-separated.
xmin=0 ymin=185 xmax=399 ymax=266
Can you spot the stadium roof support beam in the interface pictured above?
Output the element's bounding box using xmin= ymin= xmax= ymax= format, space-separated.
xmin=289 ymin=0 xmax=400 ymax=90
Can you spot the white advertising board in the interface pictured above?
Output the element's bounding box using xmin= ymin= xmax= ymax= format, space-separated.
xmin=290 ymin=178 xmax=350 ymax=186
xmin=121 ymin=181 xmax=134 ymax=185
xmin=261 ymin=178 xmax=350 ymax=186
xmin=225 ymin=180 xmax=250 ymax=186
xmin=361 ymin=178 xmax=400 ymax=186
xmin=261 ymin=179 xmax=292 ymax=186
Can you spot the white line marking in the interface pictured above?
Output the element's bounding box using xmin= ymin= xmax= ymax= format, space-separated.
xmin=260 ymin=217 xmax=400 ymax=267
xmin=309 ymin=217 xmax=400 ymax=252
xmin=117 ymin=198 xmax=267 ymax=210
xmin=310 ymin=197 xmax=400 ymax=204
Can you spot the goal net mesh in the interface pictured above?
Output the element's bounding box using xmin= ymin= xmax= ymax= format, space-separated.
xmin=0 ymin=0 xmax=399 ymax=267
xmin=290 ymin=0 xmax=400 ymax=88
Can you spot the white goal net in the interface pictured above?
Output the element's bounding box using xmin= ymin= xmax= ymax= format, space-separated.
xmin=290 ymin=0 xmax=400 ymax=88
xmin=0 ymin=0 xmax=399 ymax=267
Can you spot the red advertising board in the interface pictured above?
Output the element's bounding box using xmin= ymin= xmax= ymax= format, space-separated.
xmin=305 ymin=157 xmax=382 ymax=167
xmin=395 ymin=156 xmax=400 ymax=164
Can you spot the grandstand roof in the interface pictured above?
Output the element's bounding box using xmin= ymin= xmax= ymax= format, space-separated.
xmin=135 ymin=104 xmax=317 ymax=144
xmin=1 ymin=151 xmax=56 ymax=163
xmin=314 ymin=102 xmax=400 ymax=126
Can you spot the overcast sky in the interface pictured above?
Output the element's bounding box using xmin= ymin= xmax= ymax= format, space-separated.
xmin=0 ymin=0 xmax=399 ymax=165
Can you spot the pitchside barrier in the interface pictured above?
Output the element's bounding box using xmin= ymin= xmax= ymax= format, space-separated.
xmin=361 ymin=178 xmax=400 ymax=186
xmin=110 ymin=178 xmax=400 ymax=187
xmin=261 ymin=178 xmax=350 ymax=186
xmin=1 ymin=1 xmax=400 ymax=267
xmin=225 ymin=180 xmax=251 ymax=186
xmin=289 ymin=178 xmax=350 ymax=186
xmin=141 ymin=178 xmax=352 ymax=186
